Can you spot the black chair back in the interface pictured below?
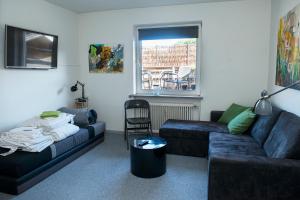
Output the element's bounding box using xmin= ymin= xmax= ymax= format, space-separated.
xmin=125 ymin=99 xmax=150 ymax=118
xmin=124 ymin=99 xmax=152 ymax=149
xmin=125 ymin=99 xmax=150 ymax=109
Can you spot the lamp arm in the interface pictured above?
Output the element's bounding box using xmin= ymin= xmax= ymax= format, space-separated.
xmin=76 ymin=81 xmax=85 ymax=87
xmin=82 ymin=86 xmax=85 ymax=99
xmin=253 ymin=80 xmax=300 ymax=113
xmin=76 ymin=81 xmax=85 ymax=99
xmin=267 ymin=80 xmax=300 ymax=99
xmin=252 ymin=98 xmax=262 ymax=112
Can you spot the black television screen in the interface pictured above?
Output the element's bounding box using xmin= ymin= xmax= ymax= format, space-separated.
xmin=5 ymin=25 xmax=58 ymax=69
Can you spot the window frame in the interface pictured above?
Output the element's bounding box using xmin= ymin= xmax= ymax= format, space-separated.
xmin=134 ymin=21 xmax=202 ymax=96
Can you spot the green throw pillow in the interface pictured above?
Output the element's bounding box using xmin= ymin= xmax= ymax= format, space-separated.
xmin=228 ymin=108 xmax=256 ymax=134
xmin=218 ymin=103 xmax=248 ymax=124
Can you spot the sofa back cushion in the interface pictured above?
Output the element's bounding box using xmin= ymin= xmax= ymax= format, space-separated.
xmin=264 ymin=111 xmax=300 ymax=159
xmin=250 ymin=107 xmax=281 ymax=146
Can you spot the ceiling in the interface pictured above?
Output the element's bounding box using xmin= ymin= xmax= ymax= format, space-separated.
xmin=45 ymin=0 xmax=239 ymax=13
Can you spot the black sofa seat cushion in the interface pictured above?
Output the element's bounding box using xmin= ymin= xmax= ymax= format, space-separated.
xmin=159 ymin=119 xmax=228 ymax=157
xmin=208 ymin=154 xmax=300 ymax=200
xmin=250 ymin=107 xmax=282 ymax=147
xmin=264 ymin=111 xmax=300 ymax=159
xmin=160 ymin=119 xmax=229 ymax=139
xmin=209 ymin=132 xmax=266 ymax=157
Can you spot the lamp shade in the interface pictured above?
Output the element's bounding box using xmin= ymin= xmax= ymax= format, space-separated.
xmin=70 ymin=85 xmax=78 ymax=92
xmin=254 ymin=98 xmax=272 ymax=115
xmin=253 ymin=81 xmax=300 ymax=116
xmin=70 ymin=81 xmax=86 ymax=99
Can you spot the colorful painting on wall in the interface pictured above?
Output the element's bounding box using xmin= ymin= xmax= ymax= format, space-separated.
xmin=276 ymin=4 xmax=300 ymax=90
xmin=89 ymin=44 xmax=124 ymax=73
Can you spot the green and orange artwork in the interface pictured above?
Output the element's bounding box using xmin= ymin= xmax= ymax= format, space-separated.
xmin=89 ymin=44 xmax=124 ymax=73
xmin=276 ymin=4 xmax=300 ymax=90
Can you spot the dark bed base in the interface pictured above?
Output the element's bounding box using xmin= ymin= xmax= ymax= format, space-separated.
xmin=0 ymin=134 xmax=104 ymax=195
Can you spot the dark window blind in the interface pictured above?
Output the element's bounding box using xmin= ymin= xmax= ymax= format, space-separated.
xmin=138 ymin=26 xmax=199 ymax=40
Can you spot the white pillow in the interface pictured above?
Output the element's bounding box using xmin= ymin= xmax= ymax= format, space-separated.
xmin=22 ymin=113 xmax=75 ymax=131
xmin=43 ymin=123 xmax=79 ymax=142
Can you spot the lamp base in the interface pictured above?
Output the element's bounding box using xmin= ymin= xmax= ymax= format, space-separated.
xmin=75 ymin=98 xmax=88 ymax=108
xmin=76 ymin=97 xmax=88 ymax=102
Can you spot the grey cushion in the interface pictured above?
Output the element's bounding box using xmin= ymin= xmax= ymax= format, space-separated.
xmin=250 ymin=107 xmax=282 ymax=146
xmin=50 ymin=128 xmax=90 ymax=158
xmin=264 ymin=111 xmax=300 ymax=159
xmin=209 ymin=132 xmax=266 ymax=157
xmin=58 ymin=107 xmax=97 ymax=127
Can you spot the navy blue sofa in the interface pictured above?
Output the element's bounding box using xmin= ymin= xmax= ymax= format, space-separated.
xmin=160 ymin=107 xmax=300 ymax=200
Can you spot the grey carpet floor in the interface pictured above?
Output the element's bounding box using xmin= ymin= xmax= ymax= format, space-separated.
xmin=0 ymin=133 xmax=208 ymax=200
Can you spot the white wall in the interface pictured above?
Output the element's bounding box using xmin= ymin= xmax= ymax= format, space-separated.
xmin=0 ymin=0 xmax=79 ymax=131
xmin=78 ymin=0 xmax=271 ymax=131
xmin=268 ymin=0 xmax=300 ymax=116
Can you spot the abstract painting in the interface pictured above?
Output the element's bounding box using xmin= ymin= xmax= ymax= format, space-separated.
xmin=89 ymin=44 xmax=124 ymax=73
xmin=276 ymin=4 xmax=300 ymax=90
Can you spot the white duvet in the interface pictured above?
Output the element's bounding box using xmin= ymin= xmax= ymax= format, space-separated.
xmin=0 ymin=127 xmax=54 ymax=156
xmin=44 ymin=123 xmax=79 ymax=142
xmin=0 ymin=113 xmax=80 ymax=156
xmin=22 ymin=113 xmax=75 ymax=131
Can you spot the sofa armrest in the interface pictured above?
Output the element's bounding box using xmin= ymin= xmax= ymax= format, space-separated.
xmin=208 ymin=155 xmax=300 ymax=200
xmin=210 ymin=111 xmax=224 ymax=122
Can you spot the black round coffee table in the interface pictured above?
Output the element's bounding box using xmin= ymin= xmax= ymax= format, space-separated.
xmin=130 ymin=136 xmax=167 ymax=178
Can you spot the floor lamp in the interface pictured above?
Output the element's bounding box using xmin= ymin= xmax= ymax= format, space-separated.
xmin=254 ymin=80 xmax=300 ymax=115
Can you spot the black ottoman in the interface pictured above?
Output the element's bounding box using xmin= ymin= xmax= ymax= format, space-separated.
xmin=159 ymin=119 xmax=229 ymax=157
xmin=130 ymin=136 xmax=167 ymax=178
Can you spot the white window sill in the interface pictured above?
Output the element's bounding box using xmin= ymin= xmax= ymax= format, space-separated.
xmin=129 ymin=93 xmax=203 ymax=100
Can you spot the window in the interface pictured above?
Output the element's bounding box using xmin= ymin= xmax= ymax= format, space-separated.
xmin=135 ymin=22 xmax=201 ymax=95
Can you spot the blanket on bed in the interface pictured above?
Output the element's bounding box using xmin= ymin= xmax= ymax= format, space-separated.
xmin=44 ymin=123 xmax=79 ymax=142
xmin=0 ymin=113 xmax=80 ymax=156
xmin=22 ymin=113 xmax=75 ymax=131
xmin=0 ymin=127 xmax=54 ymax=156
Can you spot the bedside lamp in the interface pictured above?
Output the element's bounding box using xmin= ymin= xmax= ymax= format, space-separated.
xmin=254 ymin=80 xmax=300 ymax=115
xmin=70 ymin=81 xmax=86 ymax=100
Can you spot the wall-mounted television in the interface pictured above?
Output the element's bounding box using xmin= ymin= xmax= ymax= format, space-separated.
xmin=5 ymin=25 xmax=58 ymax=69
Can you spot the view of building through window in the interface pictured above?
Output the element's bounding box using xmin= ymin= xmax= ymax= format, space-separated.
xmin=141 ymin=38 xmax=197 ymax=91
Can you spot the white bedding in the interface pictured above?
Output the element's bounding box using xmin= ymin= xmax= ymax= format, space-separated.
xmin=22 ymin=113 xmax=75 ymax=131
xmin=43 ymin=123 xmax=79 ymax=142
xmin=0 ymin=127 xmax=54 ymax=156
xmin=0 ymin=113 xmax=80 ymax=156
